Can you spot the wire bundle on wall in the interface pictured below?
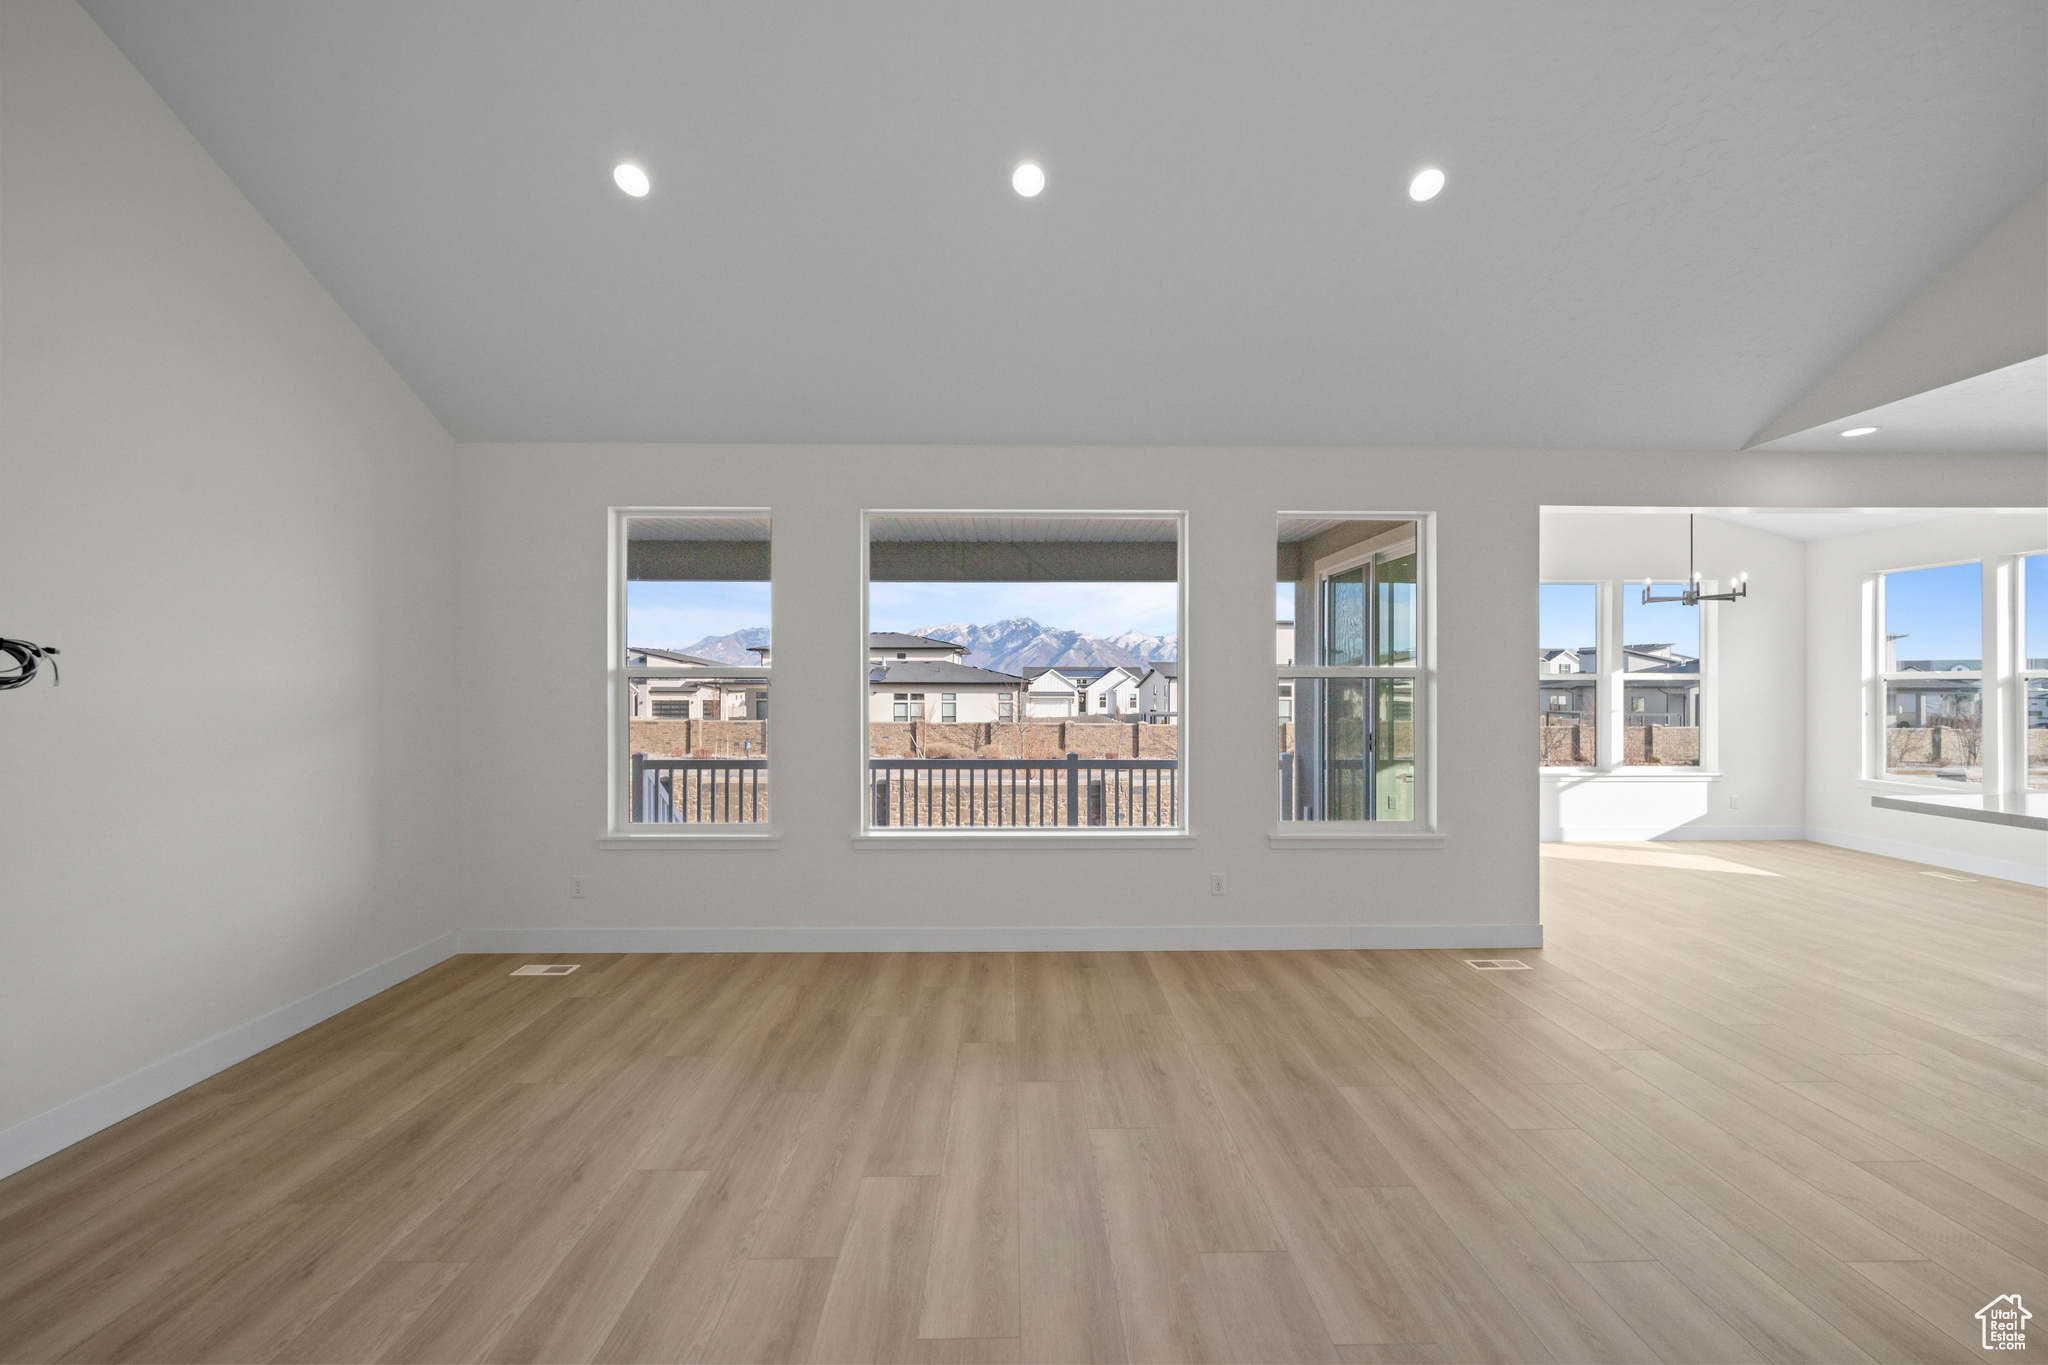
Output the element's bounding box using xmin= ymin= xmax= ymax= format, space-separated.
xmin=0 ymin=637 xmax=60 ymax=690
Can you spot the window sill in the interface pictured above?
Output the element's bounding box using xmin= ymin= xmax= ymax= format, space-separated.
xmin=597 ymin=830 xmax=782 ymax=850
xmin=1870 ymin=792 xmax=2048 ymax=832
xmin=1856 ymin=777 xmax=1985 ymax=795
xmin=852 ymin=831 xmax=1197 ymax=850
xmin=1268 ymin=829 xmax=1445 ymax=849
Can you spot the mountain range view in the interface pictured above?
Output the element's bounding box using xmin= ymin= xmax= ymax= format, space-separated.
xmin=666 ymin=618 xmax=1177 ymax=675
xmin=912 ymin=618 xmax=1177 ymax=674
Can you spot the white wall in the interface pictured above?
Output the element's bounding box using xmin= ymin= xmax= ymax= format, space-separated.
xmin=0 ymin=0 xmax=460 ymax=1169
xmin=1540 ymin=512 xmax=1808 ymax=840
xmin=454 ymin=445 xmax=2044 ymax=949
xmin=1805 ymin=512 xmax=2048 ymax=882
xmin=458 ymin=445 xmax=1544 ymax=948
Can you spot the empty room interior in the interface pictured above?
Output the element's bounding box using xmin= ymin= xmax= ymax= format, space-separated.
xmin=4 ymin=2 xmax=2047 ymax=1362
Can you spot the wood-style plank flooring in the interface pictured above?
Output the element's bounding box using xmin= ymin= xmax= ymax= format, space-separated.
xmin=3 ymin=840 xmax=2044 ymax=1363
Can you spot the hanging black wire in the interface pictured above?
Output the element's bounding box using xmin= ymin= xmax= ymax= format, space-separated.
xmin=0 ymin=637 xmax=60 ymax=690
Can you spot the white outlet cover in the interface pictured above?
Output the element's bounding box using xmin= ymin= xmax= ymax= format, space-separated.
xmin=511 ymin=963 xmax=581 ymax=976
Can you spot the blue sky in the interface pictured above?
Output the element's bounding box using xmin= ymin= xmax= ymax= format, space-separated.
xmin=1538 ymin=583 xmax=1700 ymax=657
xmin=1539 ymin=583 xmax=1597 ymax=651
xmin=627 ymin=581 xmax=771 ymax=648
xmin=869 ymin=582 xmax=1178 ymax=638
xmin=1537 ymin=582 xmax=1702 ymax=657
xmin=1883 ymin=561 xmax=1982 ymax=662
xmin=1624 ymin=587 xmax=1699 ymax=658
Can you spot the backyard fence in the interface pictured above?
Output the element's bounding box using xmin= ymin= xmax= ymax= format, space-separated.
xmin=631 ymin=753 xmax=769 ymax=823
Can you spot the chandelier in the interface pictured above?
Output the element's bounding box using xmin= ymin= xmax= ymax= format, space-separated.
xmin=1642 ymin=515 xmax=1747 ymax=606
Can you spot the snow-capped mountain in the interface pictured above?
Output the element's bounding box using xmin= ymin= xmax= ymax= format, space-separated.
xmin=1104 ymin=630 xmax=1178 ymax=663
xmin=668 ymin=626 xmax=771 ymax=665
xmin=911 ymin=618 xmax=1176 ymax=675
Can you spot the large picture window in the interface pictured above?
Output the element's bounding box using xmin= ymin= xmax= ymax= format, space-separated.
xmin=610 ymin=510 xmax=772 ymax=831
xmin=862 ymin=513 xmax=1183 ymax=834
xmin=1879 ymin=561 xmax=1982 ymax=784
xmin=1278 ymin=517 xmax=1427 ymax=824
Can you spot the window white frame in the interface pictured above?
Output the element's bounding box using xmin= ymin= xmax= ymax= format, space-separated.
xmin=1537 ymin=579 xmax=1604 ymax=770
xmin=2017 ymin=553 xmax=2048 ymax=795
xmin=857 ymin=509 xmax=1191 ymax=844
xmin=1618 ymin=578 xmax=1712 ymax=771
xmin=1868 ymin=556 xmax=1986 ymax=792
xmin=603 ymin=506 xmax=778 ymax=846
xmin=1868 ymin=550 xmax=2048 ymax=797
xmin=1535 ymin=576 xmax=1723 ymax=777
xmin=1274 ymin=513 xmax=1437 ymax=844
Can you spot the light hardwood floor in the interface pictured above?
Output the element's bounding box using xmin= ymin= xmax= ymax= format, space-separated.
xmin=3 ymin=840 xmax=2044 ymax=1363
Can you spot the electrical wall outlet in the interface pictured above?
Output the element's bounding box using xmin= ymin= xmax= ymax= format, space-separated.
xmin=1728 ymin=794 xmax=1740 ymax=809
xmin=1211 ymin=873 xmax=1226 ymax=896
xmin=570 ymin=876 xmax=586 ymax=899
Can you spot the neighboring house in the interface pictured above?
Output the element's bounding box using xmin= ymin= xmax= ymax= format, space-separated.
xmin=1623 ymin=642 xmax=1696 ymax=674
xmin=628 ymin=647 xmax=769 ymax=720
xmin=1084 ymin=666 xmax=1148 ymax=716
xmin=1538 ymin=646 xmax=1597 ymax=720
xmin=1135 ymin=662 xmax=1178 ymax=722
xmin=869 ymin=660 xmax=1024 ymax=723
xmin=1024 ymin=667 xmax=1082 ymax=718
xmin=1622 ymin=642 xmax=1698 ymax=726
xmin=1020 ymin=664 xmax=1148 ymax=718
xmin=1888 ymin=658 xmax=1986 ymax=729
xmin=869 ymin=632 xmax=971 ymax=664
xmin=1537 ymin=646 xmax=1705 ymax=725
xmin=1277 ymin=620 xmax=1295 ymax=667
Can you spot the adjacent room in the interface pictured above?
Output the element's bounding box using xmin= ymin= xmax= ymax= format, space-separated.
xmin=2 ymin=2 xmax=2043 ymax=1362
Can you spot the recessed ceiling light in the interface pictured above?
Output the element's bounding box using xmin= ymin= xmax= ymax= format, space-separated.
xmin=1409 ymin=167 xmax=1445 ymax=202
xmin=1841 ymin=426 xmax=1879 ymax=437
xmin=613 ymin=163 xmax=650 ymax=197
xmin=1012 ymin=163 xmax=1046 ymax=197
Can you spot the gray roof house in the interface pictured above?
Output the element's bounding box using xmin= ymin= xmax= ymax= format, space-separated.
xmin=870 ymin=661 xmax=1023 ymax=686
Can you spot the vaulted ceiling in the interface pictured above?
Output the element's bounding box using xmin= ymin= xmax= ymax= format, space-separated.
xmin=81 ymin=1 xmax=2047 ymax=449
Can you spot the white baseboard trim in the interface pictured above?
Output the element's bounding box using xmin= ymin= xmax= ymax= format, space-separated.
xmin=1542 ymin=825 xmax=1805 ymax=843
xmin=1802 ymin=826 xmax=2048 ymax=888
xmin=0 ymin=931 xmax=462 ymax=1182
xmin=459 ymin=922 xmax=1544 ymax=954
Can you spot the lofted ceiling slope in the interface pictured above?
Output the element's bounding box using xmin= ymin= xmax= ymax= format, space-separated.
xmin=80 ymin=0 xmax=2048 ymax=449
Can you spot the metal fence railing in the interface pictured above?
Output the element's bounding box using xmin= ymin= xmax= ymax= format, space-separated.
xmin=1277 ymin=752 xmax=1368 ymax=821
xmin=868 ymin=754 xmax=1178 ymax=828
xmin=631 ymin=753 xmax=769 ymax=823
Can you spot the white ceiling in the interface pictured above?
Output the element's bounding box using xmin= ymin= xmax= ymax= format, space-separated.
xmin=1706 ymin=510 xmax=2003 ymax=542
xmin=1754 ymin=356 xmax=2047 ymax=453
xmin=81 ymin=1 xmax=2048 ymax=449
